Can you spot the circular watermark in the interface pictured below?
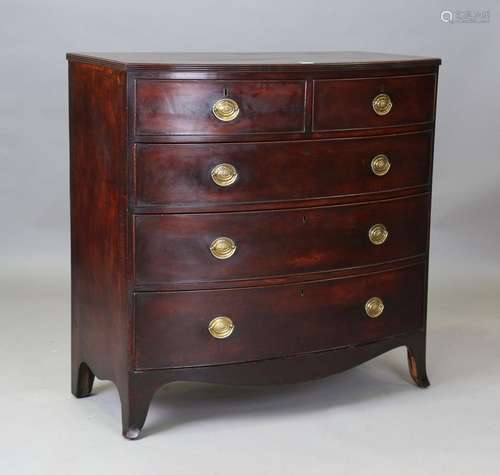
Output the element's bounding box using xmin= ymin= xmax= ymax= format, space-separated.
xmin=441 ymin=10 xmax=453 ymax=23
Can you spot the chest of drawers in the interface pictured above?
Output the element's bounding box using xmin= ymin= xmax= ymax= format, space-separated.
xmin=68 ymin=52 xmax=440 ymax=439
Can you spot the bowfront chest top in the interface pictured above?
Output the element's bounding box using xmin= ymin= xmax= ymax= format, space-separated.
xmin=68 ymin=51 xmax=441 ymax=439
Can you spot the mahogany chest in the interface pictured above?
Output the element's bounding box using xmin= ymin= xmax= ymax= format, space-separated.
xmin=67 ymin=52 xmax=441 ymax=439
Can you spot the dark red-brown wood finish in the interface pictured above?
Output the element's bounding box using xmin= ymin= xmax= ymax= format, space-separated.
xmin=68 ymin=52 xmax=440 ymax=439
xmin=133 ymin=131 xmax=432 ymax=211
xmin=133 ymin=194 xmax=429 ymax=286
xmin=134 ymin=263 xmax=426 ymax=369
xmin=312 ymin=74 xmax=436 ymax=131
xmin=135 ymin=79 xmax=307 ymax=136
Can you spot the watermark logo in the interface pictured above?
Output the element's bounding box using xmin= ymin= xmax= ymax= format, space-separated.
xmin=441 ymin=9 xmax=490 ymax=23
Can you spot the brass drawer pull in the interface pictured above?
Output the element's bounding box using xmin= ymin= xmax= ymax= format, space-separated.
xmin=212 ymin=98 xmax=240 ymax=122
xmin=208 ymin=316 xmax=235 ymax=339
xmin=371 ymin=154 xmax=391 ymax=176
xmin=211 ymin=163 xmax=238 ymax=187
xmin=372 ymin=93 xmax=392 ymax=116
xmin=210 ymin=236 xmax=237 ymax=259
xmin=365 ymin=297 xmax=384 ymax=318
xmin=368 ymin=224 xmax=388 ymax=245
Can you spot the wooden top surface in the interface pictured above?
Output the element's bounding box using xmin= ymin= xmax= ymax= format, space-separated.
xmin=66 ymin=51 xmax=441 ymax=71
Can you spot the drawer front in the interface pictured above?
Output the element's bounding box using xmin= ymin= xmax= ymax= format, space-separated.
xmin=134 ymin=80 xmax=306 ymax=136
xmin=134 ymin=132 xmax=431 ymax=209
xmin=134 ymin=194 xmax=429 ymax=286
xmin=313 ymin=75 xmax=436 ymax=131
xmin=134 ymin=264 xmax=425 ymax=368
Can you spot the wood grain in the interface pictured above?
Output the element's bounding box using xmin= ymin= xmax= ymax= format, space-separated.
xmin=135 ymin=80 xmax=306 ymax=136
xmin=68 ymin=53 xmax=439 ymax=438
xmin=134 ymin=263 xmax=425 ymax=369
xmin=313 ymin=74 xmax=436 ymax=131
xmin=69 ymin=62 xmax=129 ymax=396
xmin=134 ymin=132 xmax=432 ymax=211
xmin=134 ymin=194 xmax=430 ymax=286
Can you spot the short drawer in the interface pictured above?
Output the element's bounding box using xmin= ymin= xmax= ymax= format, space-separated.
xmin=134 ymin=264 xmax=425 ymax=368
xmin=313 ymin=74 xmax=436 ymax=131
xmin=134 ymin=132 xmax=431 ymax=210
xmin=134 ymin=194 xmax=429 ymax=286
xmin=134 ymin=80 xmax=306 ymax=136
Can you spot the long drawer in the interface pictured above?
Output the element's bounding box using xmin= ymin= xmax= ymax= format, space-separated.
xmin=134 ymin=263 xmax=425 ymax=369
xmin=133 ymin=132 xmax=432 ymax=210
xmin=133 ymin=194 xmax=429 ymax=286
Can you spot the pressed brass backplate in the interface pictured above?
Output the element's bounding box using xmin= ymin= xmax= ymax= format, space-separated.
xmin=368 ymin=224 xmax=389 ymax=245
xmin=372 ymin=93 xmax=392 ymax=116
xmin=211 ymin=163 xmax=238 ymax=187
xmin=208 ymin=316 xmax=235 ymax=339
xmin=371 ymin=154 xmax=391 ymax=176
xmin=212 ymin=98 xmax=240 ymax=122
xmin=365 ymin=297 xmax=384 ymax=318
xmin=210 ymin=236 xmax=237 ymax=259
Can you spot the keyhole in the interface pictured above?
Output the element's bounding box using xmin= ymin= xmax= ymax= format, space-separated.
xmin=299 ymin=288 xmax=305 ymax=297
xmin=302 ymin=215 xmax=308 ymax=224
xmin=223 ymin=87 xmax=229 ymax=97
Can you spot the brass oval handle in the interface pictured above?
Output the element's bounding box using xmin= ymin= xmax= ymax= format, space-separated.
xmin=372 ymin=93 xmax=392 ymax=116
xmin=210 ymin=236 xmax=237 ymax=259
xmin=211 ymin=163 xmax=238 ymax=187
xmin=212 ymin=98 xmax=240 ymax=122
xmin=365 ymin=297 xmax=384 ymax=318
xmin=208 ymin=316 xmax=235 ymax=339
xmin=371 ymin=154 xmax=391 ymax=176
xmin=368 ymin=224 xmax=389 ymax=245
